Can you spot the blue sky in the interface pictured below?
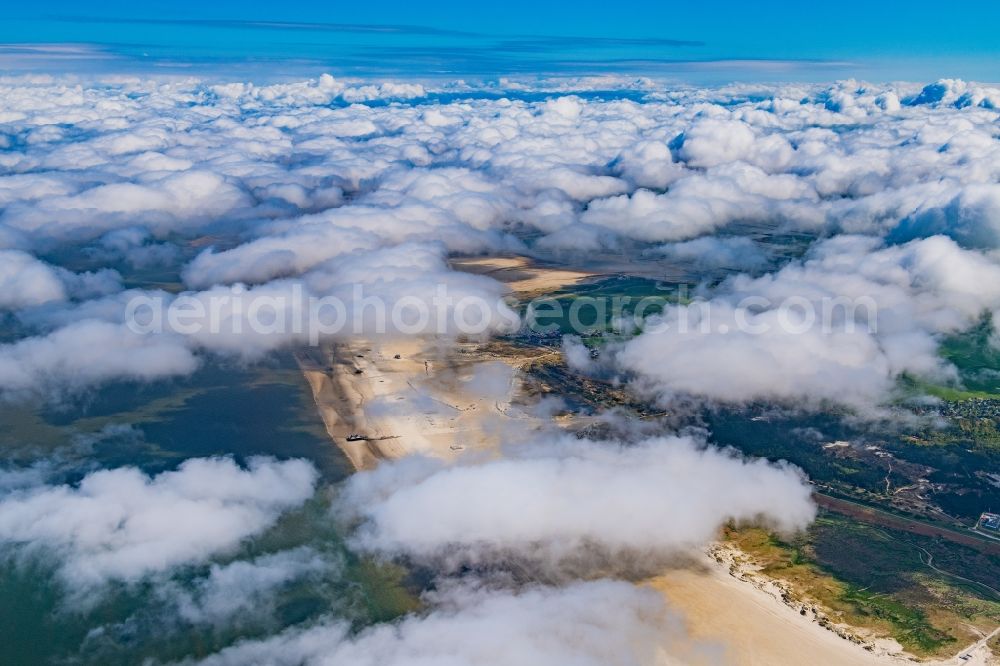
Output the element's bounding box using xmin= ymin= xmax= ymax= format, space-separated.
xmin=2 ymin=1 xmax=999 ymax=81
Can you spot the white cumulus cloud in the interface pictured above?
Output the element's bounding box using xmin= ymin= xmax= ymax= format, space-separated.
xmin=339 ymin=434 xmax=814 ymax=568
xmin=185 ymin=579 xmax=714 ymax=666
xmin=0 ymin=456 xmax=318 ymax=589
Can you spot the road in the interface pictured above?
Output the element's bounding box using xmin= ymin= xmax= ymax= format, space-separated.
xmin=814 ymin=492 xmax=1000 ymax=556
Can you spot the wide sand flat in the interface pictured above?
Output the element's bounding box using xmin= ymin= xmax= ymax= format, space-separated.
xmin=298 ymin=336 xmax=540 ymax=470
xmin=450 ymin=255 xmax=598 ymax=297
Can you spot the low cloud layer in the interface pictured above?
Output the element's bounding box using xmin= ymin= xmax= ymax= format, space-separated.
xmin=607 ymin=235 xmax=1000 ymax=407
xmin=0 ymin=244 xmax=518 ymax=401
xmin=1 ymin=72 xmax=999 ymax=663
xmin=0 ymin=75 xmax=999 ymax=400
xmin=0 ymin=249 xmax=120 ymax=309
xmin=646 ymin=236 xmax=771 ymax=272
xmin=186 ymin=579 xmax=715 ymax=666
xmin=339 ymin=434 xmax=815 ymax=569
xmin=0 ymin=76 xmax=996 ymax=257
xmin=0 ymin=456 xmax=318 ymax=589
xmin=158 ymin=547 xmax=336 ymax=627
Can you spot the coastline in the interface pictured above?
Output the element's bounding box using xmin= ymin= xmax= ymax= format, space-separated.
xmin=295 ymin=255 xmax=999 ymax=666
xmin=652 ymin=544 xmax=999 ymax=666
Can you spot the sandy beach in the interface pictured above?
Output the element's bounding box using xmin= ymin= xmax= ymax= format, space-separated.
xmin=300 ymin=340 xmax=998 ymax=665
xmin=652 ymin=555 xmax=904 ymax=666
xmin=297 ymin=331 xmax=1000 ymax=666
xmin=295 ymin=252 xmax=998 ymax=666
xmin=652 ymin=548 xmax=999 ymax=666
xmin=297 ymin=336 xmax=543 ymax=471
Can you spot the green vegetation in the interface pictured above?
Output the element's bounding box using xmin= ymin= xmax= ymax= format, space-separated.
xmin=705 ymin=391 xmax=1000 ymax=524
xmin=939 ymin=315 xmax=1000 ymax=396
xmin=951 ymin=417 xmax=1000 ymax=450
xmin=346 ymin=557 xmax=421 ymax=624
xmin=895 ymin=315 xmax=1000 ymax=402
xmin=706 ymin=408 xmax=891 ymax=493
xmin=901 ymin=375 xmax=999 ymax=402
xmin=840 ymin=585 xmax=953 ymax=653
xmin=727 ymin=513 xmax=1000 ymax=657
xmin=518 ymin=275 xmax=680 ymax=337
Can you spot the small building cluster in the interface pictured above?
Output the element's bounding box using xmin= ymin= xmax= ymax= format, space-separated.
xmin=978 ymin=512 xmax=1000 ymax=531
